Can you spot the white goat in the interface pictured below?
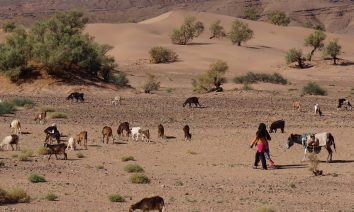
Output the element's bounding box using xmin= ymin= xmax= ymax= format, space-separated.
xmin=111 ymin=96 xmax=121 ymax=106
xmin=314 ymin=104 xmax=322 ymax=116
xmin=66 ymin=137 xmax=76 ymax=151
xmin=131 ymin=127 xmax=141 ymax=141
xmin=1 ymin=135 xmax=19 ymax=151
xmin=10 ymin=119 xmax=21 ymax=134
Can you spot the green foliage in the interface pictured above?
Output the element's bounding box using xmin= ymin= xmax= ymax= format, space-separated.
xmin=244 ymin=7 xmax=260 ymax=21
xmin=129 ymin=173 xmax=150 ymax=184
xmin=0 ymin=101 xmax=16 ymax=115
xmin=2 ymin=21 xmax=16 ymax=32
xmin=109 ymin=194 xmax=125 ymax=202
xmin=242 ymin=83 xmax=253 ymax=91
xmin=170 ymin=17 xmax=204 ymax=45
xmin=45 ymin=193 xmax=58 ymax=201
xmin=324 ymin=40 xmax=341 ymax=65
xmin=228 ymin=20 xmax=253 ymax=46
xmin=11 ymin=97 xmax=36 ymax=107
xmin=302 ymin=82 xmax=327 ymax=96
xmin=149 ymin=46 xmax=178 ymax=64
xmin=233 ymin=72 xmax=287 ymax=85
xmin=209 ymin=20 xmax=226 ymax=39
xmin=143 ymin=73 xmax=160 ymax=93
xmin=124 ymin=164 xmax=144 ymax=173
xmin=285 ymin=48 xmax=305 ymax=68
xmin=110 ymin=72 xmax=129 ymax=86
xmin=268 ymin=11 xmax=290 ymax=26
xmin=28 ymin=173 xmax=46 ymax=183
xmin=305 ymin=30 xmax=326 ymax=61
xmin=121 ymin=156 xmax=135 ymax=162
xmin=49 ymin=112 xmax=67 ymax=119
xmin=192 ymin=60 xmax=228 ymax=92
xmin=303 ymin=20 xmax=313 ymax=29
xmin=0 ymin=187 xmax=30 ymax=204
xmin=37 ymin=147 xmax=49 ymax=155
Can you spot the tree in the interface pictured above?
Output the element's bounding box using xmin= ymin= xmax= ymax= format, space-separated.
xmin=228 ymin=20 xmax=254 ymax=46
xmin=209 ymin=20 xmax=226 ymax=39
xmin=267 ymin=11 xmax=291 ymax=26
xmin=305 ymin=30 xmax=326 ymax=61
xmin=243 ymin=7 xmax=260 ymax=21
xmin=170 ymin=17 xmax=204 ymax=45
xmin=285 ymin=48 xmax=305 ymax=68
xmin=192 ymin=60 xmax=228 ymax=92
xmin=324 ymin=40 xmax=341 ymax=65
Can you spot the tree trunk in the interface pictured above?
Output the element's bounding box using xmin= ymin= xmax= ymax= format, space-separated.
xmin=298 ymin=58 xmax=304 ymax=69
xmin=308 ymin=47 xmax=317 ymax=61
xmin=333 ymin=57 xmax=337 ymax=65
xmin=237 ymin=42 xmax=241 ymax=46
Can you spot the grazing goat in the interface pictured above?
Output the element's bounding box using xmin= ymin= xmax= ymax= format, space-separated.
xmin=76 ymin=131 xmax=88 ymax=149
xmin=157 ymin=124 xmax=165 ymax=139
xmin=129 ymin=196 xmax=165 ymax=212
xmin=9 ymin=119 xmax=21 ymax=134
xmin=117 ymin=122 xmax=131 ymax=137
xmin=183 ymin=125 xmax=192 ymax=141
xmin=66 ymin=137 xmax=76 ymax=151
xmin=0 ymin=135 xmax=19 ymax=151
xmin=270 ymin=120 xmax=285 ymax=133
xmin=67 ymin=92 xmax=84 ymax=102
xmin=102 ymin=126 xmax=113 ymax=144
xmin=337 ymin=98 xmax=352 ymax=111
xmin=131 ymin=127 xmax=141 ymax=141
xmin=139 ymin=129 xmax=150 ymax=142
xmin=314 ymin=104 xmax=322 ymax=116
xmin=44 ymin=125 xmax=61 ymax=144
xmin=183 ymin=97 xmax=201 ymax=108
xmin=44 ymin=143 xmax=67 ymax=160
xmin=34 ymin=111 xmax=47 ymax=124
xmin=293 ymin=101 xmax=301 ymax=111
xmin=111 ymin=96 xmax=121 ymax=105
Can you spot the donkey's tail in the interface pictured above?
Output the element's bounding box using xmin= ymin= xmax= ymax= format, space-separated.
xmin=329 ymin=133 xmax=336 ymax=152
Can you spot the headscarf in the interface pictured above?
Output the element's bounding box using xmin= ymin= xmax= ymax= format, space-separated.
xmin=257 ymin=123 xmax=271 ymax=141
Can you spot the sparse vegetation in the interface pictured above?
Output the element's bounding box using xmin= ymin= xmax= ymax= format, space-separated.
xmin=288 ymin=182 xmax=296 ymax=188
xmin=192 ymin=60 xmax=228 ymax=93
xmin=170 ymin=16 xmax=204 ymax=45
xmin=1 ymin=21 xmax=16 ymax=32
xmin=302 ymin=82 xmax=327 ymax=96
xmin=49 ymin=112 xmax=68 ymax=119
xmin=76 ymin=152 xmax=84 ymax=158
xmin=175 ymin=180 xmax=184 ymax=186
xmin=121 ymin=156 xmax=135 ymax=162
xmin=28 ymin=173 xmax=46 ymax=183
xmin=325 ymin=40 xmax=341 ymax=65
xmin=109 ymin=194 xmax=125 ymax=202
xmin=243 ymin=7 xmax=261 ymax=21
xmin=110 ymin=72 xmax=129 ymax=87
xmin=187 ymin=150 xmax=198 ymax=155
xmin=0 ymin=187 xmax=30 ymax=204
xmin=96 ymin=165 xmax=104 ymax=170
xmin=166 ymin=87 xmax=175 ymax=93
xmin=45 ymin=193 xmax=58 ymax=201
xmin=254 ymin=207 xmax=276 ymax=212
xmin=242 ymin=83 xmax=253 ymax=91
xmin=305 ymin=30 xmax=326 ymax=61
xmin=143 ymin=73 xmax=160 ymax=93
xmin=11 ymin=97 xmax=36 ymax=107
xmin=149 ymin=46 xmax=178 ymax=64
xmin=37 ymin=147 xmax=49 ymax=155
xmin=124 ymin=164 xmax=144 ymax=173
xmin=0 ymin=101 xmax=16 ymax=115
xmin=129 ymin=173 xmax=150 ymax=184
xmin=233 ymin=72 xmax=287 ymax=85
xmin=285 ymin=48 xmax=305 ymax=68
xmin=228 ymin=20 xmax=254 ymax=46
xmin=39 ymin=107 xmax=55 ymax=113
xmin=268 ymin=10 xmax=290 ymax=26
xmin=209 ymin=20 xmax=226 ymax=39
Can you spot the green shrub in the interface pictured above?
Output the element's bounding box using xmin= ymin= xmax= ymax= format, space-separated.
xmin=285 ymin=48 xmax=305 ymax=68
xmin=121 ymin=156 xmax=135 ymax=162
xmin=21 ymin=149 xmax=33 ymax=157
xmin=129 ymin=173 xmax=150 ymax=184
xmin=302 ymin=82 xmax=327 ymax=96
xmin=2 ymin=21 xmax=16 ymax=32
xmin=45 ymin=193 xmax=58 ymax=201
xmin=233 ymin=72 xmax=287 ymax=85
xmin=109 ymin=194 xmax=125 ymax=202
xmin=28 ymin=173 xmax=46 ymax=183
xmin=49 ymin=112 xmax=67 ymax=119
xmin=170 ymin=16 xmax=204 ymax=45
xmin=268 ymin=10 xmax=290 ymax=26
xmin=0 ymin=187 xmax=30 ymax=204
xmin=124 ymin=164 xmax=144 ymax=173
xmin=175 ymin=180 xmax=184 ymax=186
xmin=228 ymin=20 xmax=254 ymax=46
xmin=110 ymin=72 xmax=129 ymax=86
xmin=76 ymin=152 xmax=84 ymax=158
xmin=11 ymin=98 xmax=36 ymax=107
xmin=149 ymin=47 xmax=178 ymax=64
xmin=242 ymin=83 xmax=253 ymax=91
xmin=0 ymin=101 xmax=16 ymax=115
xmin=209 ymin=20 xmax=226 ymax=39
xmin=143 ymin=73 xmax=160 ymax=93
xmin=37 ymin=147 xmax=49 ymax=155
xmin=244 ymin=7 xmax=260 ymax=21
xmin=324 ymin=40 xmax=341 ymax=65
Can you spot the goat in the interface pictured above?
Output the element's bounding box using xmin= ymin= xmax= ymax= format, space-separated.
xmin=102 ymin=126 xmax=113 ymax=144
xmin=157 ymin=124 xmax=165 ymax=139
xmin=44 ymin=125 xmax=61 ymax=144
xmin=131 ymin=127 xmax=141 ymax=141
xmin=117 ymin=122 xmax=131 ymax=137
xmin=0 ymin=135 xmax=19 ymax=151
xmin=293 ymin=101 xmax=301 ymax=111
xmin=183 ymin=125 xmax=192 ymax=141
xmin=269 ymin=120 xmax=285 ymax=133
xmin=337 ymin=98 xmax=352 ymax=111
xmin=139 ymin=129 xmax=150 ymax=142
xmin=129 ymin=196 xmax=165 ymax=212
xmin=183 ymin=97 xmax=201 ymax=108
xmin=67 ymin=92 xmax=84 ymax=102
xmin=76 ymin=131 xmax=88 ymax=149
xmin=34 ymin=111 xmax=47 ymax=124
xmin=111 ymin=96 xmax=121 ymax=105
xmin=314 ymin=104 xmax=322 ymax=116
xmin=66 ymin=137 xmax=76 ymax=151
xmin=9 ymin=119 xmax=21 ymax=134
xmin=44 ymin=143 xmax=67 ymax=160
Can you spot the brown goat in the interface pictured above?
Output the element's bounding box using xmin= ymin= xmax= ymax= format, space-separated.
xmin=44 ymin=143 xmax=67 ymax=160
xmin=76 ymin=131 xmax=88 ymax=149
xmin=102 ymin=126 xmax=113 ymax=144
xmin=157 ymin=124 xmax=164 ymax=139
xmin=117 ymin=122 xmax=131 ymax=137
xmin=183 ymin=125 xmax=192 ymax=141
xmin=139 ymin=129 xmax=150 ymax=142
xmin=293 ymin=101 xmax=301 ymax=111
xmin=34 ymin=111 xmax=47 ymax=124
xmin=129 ymin=196 xmax=165 ymax=212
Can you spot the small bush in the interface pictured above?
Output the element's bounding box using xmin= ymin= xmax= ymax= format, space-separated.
xmin=109 ymin=194 xmax=125 ymax=202
xmin=149 ymin=47 xmax=178 ymax=64
xmin=288 ymin=182 xmax=296 ymax=188
xmin=18 ymin=154 xmax=29 ymax=161
xmin=285 ymin=48 xmax=305 ymax=68
xmin=187 ymin=150 xmax=198 ymax=155
xmin=129 ymin=173 xmax=150 ymax=184
xmin=242 ymin=84 xmax=253 ymax=91
xmin=302 ymin=82 xmax=327 ymax=96
xmin=45 ymin=193 xmax=58 ymax=201
xmin=21 ymin=149 xmax=33 ymax=157
xmin=175 ymin=180 xmax=184 ymax=186
xmin=96 ymin=165 xmax=104 ymax=170
xmin=209 ymin=20 xmax=226 ymax=39
xmin=2 ymin=21 xmax=16 ymax=32
xmin=49 ymin=112 xmax=68 ymax=119
xmin=254 ymin=207 xmax=276 ymax=212
xmin=0 ymin=101 xmax=16 ymax=115
xmin=124 ymin=164 xmax=144 ymax=173
xmin=76 ymin=152 xmax=84 ymax=158
xmin=166 ymin=88 xmax=175 ymax=93
xmin=28 ymin=173 xmax=46 ymax=183
xmin=267 ymin=10 xmax=290 ymax=26
xmin=0 ymin=187 xmax=30 ymax=204
xmin=37 ymin=147 xmax=49 ymax=155
xmin=121 ymin=156 xmax=135 ymax=162
xmin=110 ymin=72 xmax=129 ymax=87
xmin=233 ymin=72 xmax=287 ymax=85
xmin=244 ymin=7 xmax=260 ymax=21
xmin=11 ymin=98 xmax=36 ymax=107
xmin=143 ymin=73 xmax=160 ymax=93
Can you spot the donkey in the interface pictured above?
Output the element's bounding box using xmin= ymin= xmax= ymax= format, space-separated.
xmin=287 ymin=132 xmax=336 ymax=162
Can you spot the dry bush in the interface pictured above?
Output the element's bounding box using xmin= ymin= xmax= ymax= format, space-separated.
xmin=149 ymin=47 xmax=178 ymax=64
xmin=0 ymin=187 xmax=30 ymax=204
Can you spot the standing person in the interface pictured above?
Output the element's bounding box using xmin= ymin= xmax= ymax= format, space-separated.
xmin=250 ymin=123 xmax=271 ymax=170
